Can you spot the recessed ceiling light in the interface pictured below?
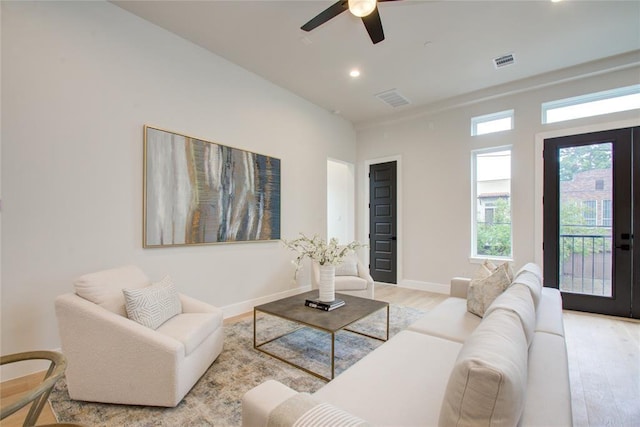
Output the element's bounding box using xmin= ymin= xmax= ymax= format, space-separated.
xmin=350 ymin=69 xmax=361 ymax=78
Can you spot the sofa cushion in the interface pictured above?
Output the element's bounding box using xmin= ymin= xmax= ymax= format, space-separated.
xmin=535 ymin=288 xmax=565 ymax=336
xmin=439 ymin=308 xmax=528 ymax=427
xmin=467 ymin=262 xmax=511 ymax=317
xmin=513 ymin=270 xmax=543 ymax=309
xmin=335 ymin=253 xmax=359 ymax=276
xmin=74 ymin=265 xmax=150 ymax=317
xmin=156 ymin=311 xmax=222 ymax=356
xmin=521 ymin=331 xmax=573 ymax=426
xmin=123 ymin=275 xmax=182 ymax=329
xmin=484 ymin=283 xmax=536 ymax=346
xmin=407 ymin=297 xmax=481 ymax=343
xmin=315 ymin=330 xmax=463 ymax=426
xmin=268 ymin=393 xmax=370 ymax=427
xmin=334 ymin=276 xmax=368 ymax=291
xmin=516 ymin=262 xmax=543 ymax=282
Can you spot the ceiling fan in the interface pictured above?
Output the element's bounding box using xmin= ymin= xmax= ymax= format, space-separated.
xmin=301 ymin=0 xmax=401 ymax=45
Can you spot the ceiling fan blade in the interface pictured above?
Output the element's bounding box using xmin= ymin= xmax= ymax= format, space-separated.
xmin=301 ymin=0 xmax=349 ymax=32
xmin=361 ymin=6 xmax=385 ymax=44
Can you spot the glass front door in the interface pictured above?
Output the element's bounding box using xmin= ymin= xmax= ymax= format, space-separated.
xmin=558 ymin=142 xmax=613 ymax=297
xmin=544 ymin=127 xmax=637 ymax=318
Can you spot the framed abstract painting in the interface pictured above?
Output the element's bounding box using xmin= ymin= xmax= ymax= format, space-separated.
xmin=143 ymin=126 xmax=281 ymax=247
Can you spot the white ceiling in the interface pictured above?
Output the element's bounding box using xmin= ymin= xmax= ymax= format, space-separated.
xmin=112 ymin=0 xmax=640 ymax=125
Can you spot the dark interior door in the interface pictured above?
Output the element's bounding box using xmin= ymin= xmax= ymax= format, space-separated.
xmin=633 ymin=127 xmax=640 ymax=319
xmin=543 ymin=127 xmax=637 ymax=318
xmin=369 ymin=161 xmax=397 ymax=284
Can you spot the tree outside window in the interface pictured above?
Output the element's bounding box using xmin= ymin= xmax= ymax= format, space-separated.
xmin=472 ymin=148 xmax=512 ymax=258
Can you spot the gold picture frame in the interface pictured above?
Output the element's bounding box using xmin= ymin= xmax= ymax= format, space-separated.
xmin=143 ymin=125 xmax=281 ymax=247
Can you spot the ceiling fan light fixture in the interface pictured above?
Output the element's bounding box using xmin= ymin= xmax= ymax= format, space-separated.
xmin=348 ymin=0 xmax=377 ymax=17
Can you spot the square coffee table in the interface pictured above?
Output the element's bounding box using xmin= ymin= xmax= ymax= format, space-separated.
xmin=253 ymin=290 xmax=389 ymax=381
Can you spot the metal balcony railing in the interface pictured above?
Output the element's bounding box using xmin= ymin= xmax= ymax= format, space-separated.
xmin=559 ymin=233 xmax=612 ymax=297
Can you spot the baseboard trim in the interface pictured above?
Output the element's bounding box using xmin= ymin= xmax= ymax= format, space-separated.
xmin=397 ymin=280 xmax=449 ymax=295
xmin=220 ymin=286 xmax=312 ymax=319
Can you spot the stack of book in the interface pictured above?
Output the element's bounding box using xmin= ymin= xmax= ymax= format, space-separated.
xmin=305 ymin=298 xmax=345 ymax=311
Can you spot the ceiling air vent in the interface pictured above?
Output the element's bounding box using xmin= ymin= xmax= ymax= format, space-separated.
xmin=493 ymin=53 xmax=515 ymax=69
xmin=375 ymin=89 xmax=411 ymax=108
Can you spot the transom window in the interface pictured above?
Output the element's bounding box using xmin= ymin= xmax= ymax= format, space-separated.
xmin=542 ymin=84 xmax=640 ymax=124
xmin=471 ymin=110 xmax=514 ymax=136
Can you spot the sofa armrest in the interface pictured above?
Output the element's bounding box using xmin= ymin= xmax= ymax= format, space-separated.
xmin=450 ymin=277 xmax=471 ymax=298
xmin=242 ymin=380 xmax=297 ymax=427
xmin=179 ymin=293 xmax=221 ymax=315
xmin=356 ymin=260 xmax=374 ymax=284
xmin=56 ymin=293 xmax=183 ymax=353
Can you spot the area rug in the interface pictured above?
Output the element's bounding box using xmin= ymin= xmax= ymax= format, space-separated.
xmin=49 ymin=304 xmax=425 ymax=426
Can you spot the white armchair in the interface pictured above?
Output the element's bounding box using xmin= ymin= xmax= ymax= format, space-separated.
xmin=54 ymin=265 xmax=224 ymax=407
xmin=311 ymin=253 xmax=375 ymax=299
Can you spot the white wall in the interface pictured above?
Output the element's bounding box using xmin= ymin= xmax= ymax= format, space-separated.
xmin=1 ymin=1 xmax=355 ymax=377
xmin=356 ymin=59 xmax=640 ymax=290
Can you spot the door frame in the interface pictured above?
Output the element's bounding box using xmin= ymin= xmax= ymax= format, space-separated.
xmin=534 ymin=118 xmax=640 ymax=268
xmin=542 ymin=129 xmax=634 ymax=317
xmin=364 ymin=155 xmax=403 ymax=284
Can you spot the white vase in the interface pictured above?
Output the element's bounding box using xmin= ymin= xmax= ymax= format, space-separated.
xmin=318 ymin=264 xmax=336 ymax=302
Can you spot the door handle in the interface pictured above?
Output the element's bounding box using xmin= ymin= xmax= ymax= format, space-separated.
xmin=616 ymin=244 xmax=631 ymax=251
xmin=390 ymin=236 xmax=397 ymax=241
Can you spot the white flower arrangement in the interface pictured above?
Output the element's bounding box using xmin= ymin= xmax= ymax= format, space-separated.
xmin=283 ymin=233 xmax=364 ymax=272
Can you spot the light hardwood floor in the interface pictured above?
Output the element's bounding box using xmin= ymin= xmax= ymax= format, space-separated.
xmin=0 ymin=370 xmax=59 ymax=426
xmin=2 ymin=284 xmax=638 ymax=426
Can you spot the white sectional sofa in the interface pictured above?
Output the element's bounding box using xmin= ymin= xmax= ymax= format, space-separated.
xmin=242 ymin=263 xmax=572 ymax=426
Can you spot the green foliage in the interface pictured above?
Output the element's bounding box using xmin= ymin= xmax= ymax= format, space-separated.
xmin=559 ymin=201 xmax=611 ymax=259
xmin=557 ymin=143 xmax=613 ymax=258
xmin=476 ymin=198 xmax=511 ymax=257
xmin=559 ymin=144 xmax=612 ymax=181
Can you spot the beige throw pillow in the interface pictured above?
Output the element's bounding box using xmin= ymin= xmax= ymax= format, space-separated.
xmin=467 ymin=262 xmax=511 ymax=317
xmin=123 ymin=275 xmax=182 ymax=329
xmin=268 ymin=393 xmax=371 ymax=427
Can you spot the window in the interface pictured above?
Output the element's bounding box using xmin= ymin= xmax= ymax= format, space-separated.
xmin=472 ymin=147 xmax=512 ymax=258
xmin=602 ymin=200 xmax=612 ymax=227
xmin=582 ymin=200 xmax=597 ymax=226
xmin=542 ymin=84 xmax=640 ymax=124
xmin=484 ymin=206 xmax=495 ymax=225
xmin=595 ymin=179 xmax=604 ymax=191
xmin=471 ymin=110 xmax=514 ymax=136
